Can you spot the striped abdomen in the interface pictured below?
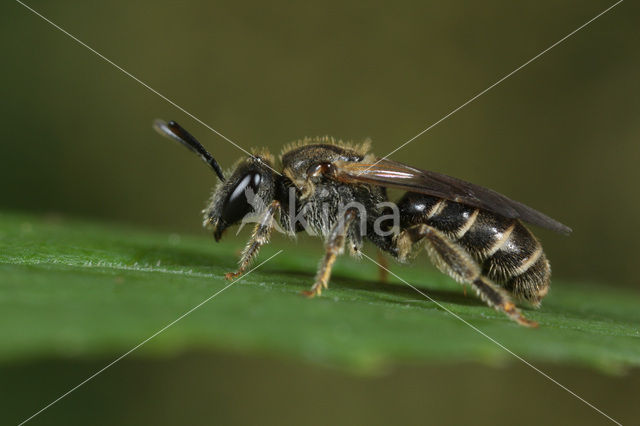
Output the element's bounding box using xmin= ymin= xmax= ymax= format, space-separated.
xmin=398 ymin=192 xmax=551 ymax=304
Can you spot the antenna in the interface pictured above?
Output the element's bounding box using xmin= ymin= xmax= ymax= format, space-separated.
xmin=153 ymin=119 xmax=226 ymax=181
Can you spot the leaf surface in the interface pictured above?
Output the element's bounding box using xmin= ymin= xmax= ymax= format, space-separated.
xmin=1 ymin=212 xmax=638 ymax=374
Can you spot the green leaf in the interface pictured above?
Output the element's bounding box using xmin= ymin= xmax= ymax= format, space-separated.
xmin=0 ymin=212 xmax=638 ymax=374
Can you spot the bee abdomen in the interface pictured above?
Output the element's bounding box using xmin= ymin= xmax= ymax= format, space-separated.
xmin=397 ymin=193 xmax=551 ymax=303
xmin=477 ymin=219 xmax=550 ymax=303
xmin=505 ymin=253 xmax=551 ymax=304
xmin=427 ymin=200 xmax=478 ymax=237
xmin=454 ymin=209 xmax=511 ymax=258
xmin=433 ymin=206 xmax=550 ymax=303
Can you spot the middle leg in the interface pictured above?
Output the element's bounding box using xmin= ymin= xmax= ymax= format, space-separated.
xmin=303 ymin=209 xmax=357 ymax=297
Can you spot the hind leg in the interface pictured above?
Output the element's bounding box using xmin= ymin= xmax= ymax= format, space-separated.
xmin=397 ymin=224 xmax=537 ymax=327
xmin=377 ymin=250 xmax=389 ymax=283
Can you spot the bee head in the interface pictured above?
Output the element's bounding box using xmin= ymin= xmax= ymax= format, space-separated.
xmin=153 ymin=119 xmax=275 ymax=241
xmin=204 ymin=156 xmax=276 ymax=241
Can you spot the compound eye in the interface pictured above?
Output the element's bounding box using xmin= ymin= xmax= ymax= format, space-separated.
xmin=220 ymin=172 xmax=262 ymax=224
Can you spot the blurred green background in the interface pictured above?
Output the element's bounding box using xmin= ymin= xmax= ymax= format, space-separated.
xmin=1 ymin=0 xmax=638 ymax=424
xmin=2 ymin=0 xmax=639 ymax=288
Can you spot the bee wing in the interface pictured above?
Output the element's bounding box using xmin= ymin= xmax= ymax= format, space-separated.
xmin=332 ymin=159 xmax=572 ymax=235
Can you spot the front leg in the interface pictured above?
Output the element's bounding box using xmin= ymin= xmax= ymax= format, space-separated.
xmin=303 ymin=209 xmax=357 ymax=297
xmin=225 ymin=200 xmax=280 ymax=280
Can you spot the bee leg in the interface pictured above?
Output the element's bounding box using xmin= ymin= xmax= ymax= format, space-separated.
xmin=302 ymin=209 xmax=357 ymax=297
xmin=398 ymin=224 xmax=537 ymax=327
xmin=224 ymin=201 xmax=280 ymax=280
xmin=377 ymin=250 xmax=389 ymax=283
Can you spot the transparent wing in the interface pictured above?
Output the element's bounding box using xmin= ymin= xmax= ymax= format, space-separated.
xmin=332 ymin=159 xmax=571 ymax=235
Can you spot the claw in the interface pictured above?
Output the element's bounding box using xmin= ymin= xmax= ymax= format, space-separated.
xmin=301 ymin=283 xmax=323 ymax=298
xmin=515 ymin=316 xmax=539 ymax=328
xmin=504 ymin=302 xmax=538 ymax=328
xmin=224 ymin=271 xmax=242 ymax=280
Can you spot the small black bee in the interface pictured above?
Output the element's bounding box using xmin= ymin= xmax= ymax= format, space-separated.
xmin=154 ymin=119 xmax=571 ymax=327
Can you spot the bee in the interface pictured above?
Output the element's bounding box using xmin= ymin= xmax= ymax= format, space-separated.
xmin=154 ymin=119 xmax=571 ymax=327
